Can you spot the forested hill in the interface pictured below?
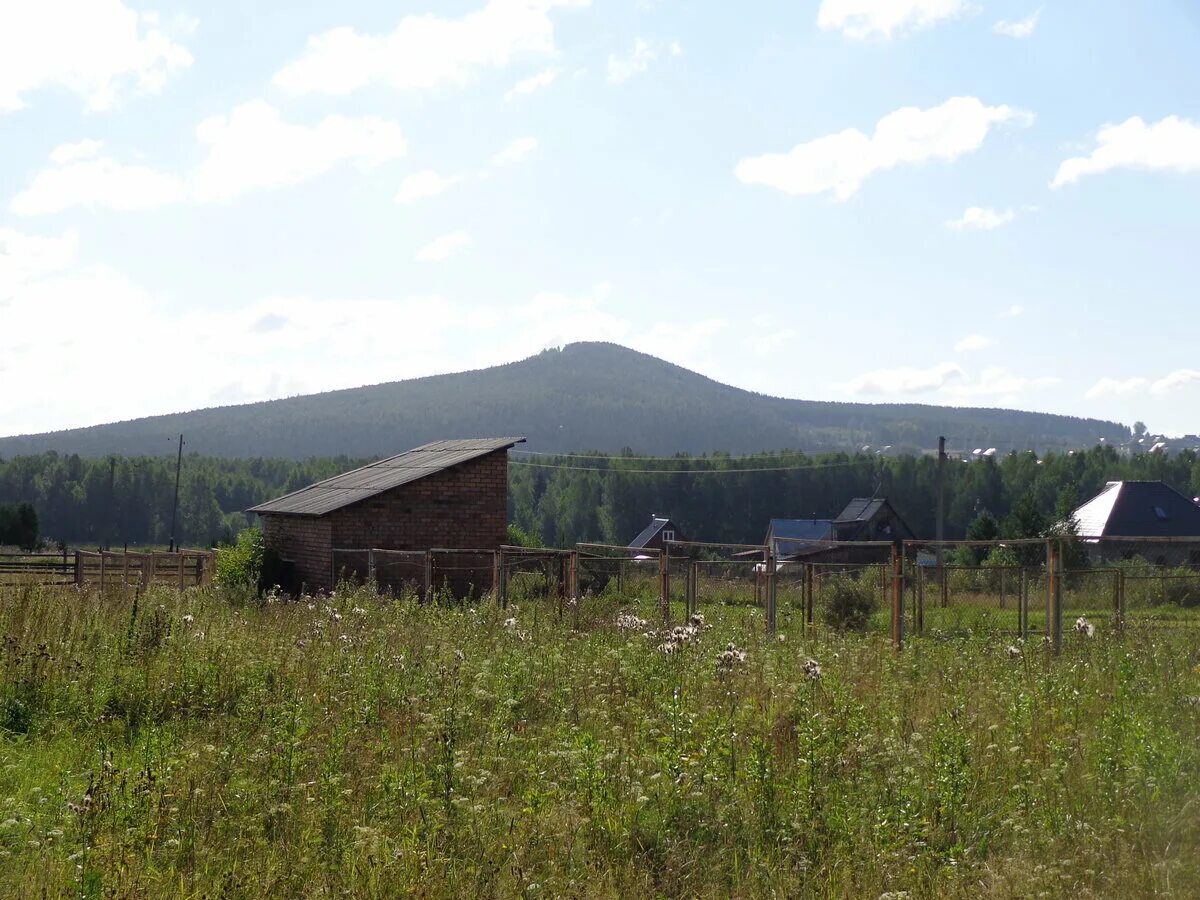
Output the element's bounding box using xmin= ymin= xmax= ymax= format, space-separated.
xmin=0 ymin=343 xmax=1129 ymax=459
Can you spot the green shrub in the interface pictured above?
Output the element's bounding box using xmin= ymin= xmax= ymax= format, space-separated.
xmin=822 ymin=573 xmax=877 ymax=631
xmin=215 ymin=527 xmax=265 ymax=590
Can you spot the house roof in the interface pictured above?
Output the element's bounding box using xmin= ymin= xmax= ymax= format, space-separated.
xmin=629 ymin=517 xmax=671 ymax=549
xmin=835 ymin=498 xmax=887 ymax=523
xmin=767 ymin=518 xmax=834 ymax=543
xmin=1072 ymin=480 xmax=1200 ymax=539
xmin=249 ymin=437 xmax=526 ymax=517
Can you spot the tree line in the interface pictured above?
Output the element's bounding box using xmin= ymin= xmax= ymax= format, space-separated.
xmin=0 ymin=445 xmax=1196 ymax=550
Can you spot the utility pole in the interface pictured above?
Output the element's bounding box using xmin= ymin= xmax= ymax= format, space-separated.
xmin=935 ymin=435 xmax=946 ymax=588
xmin=168 ymin=434 xmax=184 ymax=552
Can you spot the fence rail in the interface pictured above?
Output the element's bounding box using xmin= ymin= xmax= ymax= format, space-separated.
xmin=0 ymin=550 xmax=215 ymax=588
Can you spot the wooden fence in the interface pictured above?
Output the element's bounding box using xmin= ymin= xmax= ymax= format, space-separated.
xmin=0 ymin=550 xmax=215 ymax=589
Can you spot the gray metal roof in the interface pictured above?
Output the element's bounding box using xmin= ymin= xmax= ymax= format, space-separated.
xmin=1073 ymin=480 xmax=1200 ymax=538
xmin=629 ymin=517 xmax=671 ymax=549
xmin=249 ymin=437 xmax=526 ymax=517
xmin=836 ymin=498 xmax=886 ymax=523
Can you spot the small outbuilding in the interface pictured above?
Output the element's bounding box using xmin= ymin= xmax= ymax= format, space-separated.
xmin=628 ymin=516 xmax=687 ymax=553
xmin=1071 ymin=480 xmax=1200 ymax=566
xmin=249 ymin=437 xmax=525 ymax=592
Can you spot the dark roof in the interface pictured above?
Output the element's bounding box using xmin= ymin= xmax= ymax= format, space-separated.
xmin=1072 ymin=481 xmax=1200 ymax=539
xmin=835 ymin=498 xmax=887 ymax=523
xmin=767 ymin=518 xmax=834 ymax=544
xmin=629 ymin=517 xmax=671 ymax=549
xmin=249 ymin=437 xmax=525 ymax=517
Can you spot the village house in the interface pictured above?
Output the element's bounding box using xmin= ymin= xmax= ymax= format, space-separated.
xmin=1070 ymin=480 xmax=1200 ymax=567
xmin=628 ymin=515 xmax=687 ymax=553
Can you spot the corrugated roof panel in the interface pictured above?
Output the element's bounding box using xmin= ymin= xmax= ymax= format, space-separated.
xmin=249 ymin=437 xmax=525 ymax=516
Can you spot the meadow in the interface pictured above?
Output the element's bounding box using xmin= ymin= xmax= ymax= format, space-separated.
xmin=0 ymin=580 xmax=1198 ymax=898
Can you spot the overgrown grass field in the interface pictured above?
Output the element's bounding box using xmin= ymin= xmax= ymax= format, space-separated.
xmin=1 ymin=581 xmax=1199 ymax=897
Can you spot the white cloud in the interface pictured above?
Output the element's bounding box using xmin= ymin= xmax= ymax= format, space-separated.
xmin=993 ymin=9 xmax=1041 ymax=39
xmin=944 ymin=366 xmax=1058 ymax=398
xmin=0 ymin=0 xmax=193 ymax=113
xmin=1000 ymin=304 xmax=1024 ymax=318
xmin=947 ymin=206 xmax=1015 ymax=230
xmin=954 ymin=334 xmax=992 ymax=352
xmin=395 ymin=170 xmax=464 ymax=204
xmin=838 ymin=362 xmax=965 ymax=395
xmin=1085 ymin=376 xmax=1148 ymax=399
xmin=10 ymin=149 xmax=186 ymax=215
xmin=818 ymin=0 xmax=969 ymax=40
xmin=11 ymin=103 xmax=408 ymax=214
xmin=189 ymin=100 xmax=407 ymax=203
xmin=492 ymin=136 xmax=539 ymax=166
xmin=1052 ymin=115 xmax=1200 ymax=188
xmin=607 ymin=39 xmax=656 ymax=83
xmin=504 ymin=67 xmax=559 ymax=101
xmin=606 ymin=38 xmax=680 ymax=84
xmin=0 ymin=228 xmax=79 ymax=296
xmin=416 ymin=231 xmax=472 ymax=262
xmin=1151 ymin=369 xmax=1200 ymax=394
xmin=735 ymin=97 xmax=1032 ymax=201
xmin=273 ymin=0 xmax=588 ymax=96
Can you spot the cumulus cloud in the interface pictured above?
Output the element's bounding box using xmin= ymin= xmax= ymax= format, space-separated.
xmin=817 ymin=0 xmax=969 ymax=40
xmin=605 ymin=38 xmax=682 ymax=84
xmin=10 ymin=145 xmax=186 ymax=215
xmin=395 ymin=170 xmax=464 ymax=204
xmin=11 ymin=103 xmax=408 ymax=214
xmin=504 ymin=67 xmax=559 ymax=101
xmin=1085 ymin=376 xmax=1148 ymax=399
xmin=993 ymin=9 xmax=1041 ymax=39
xmin=1151 ymin=369 xmax=1200 ymax=394
xmin=1052 ymin=115 xmax=1200 ymax=188
xmin=273 ymin=0 xmax=588 ymax=96
xmin=838 ymin=362 xmax=965 ymax=395
xmin=954 ymin=334 xmax=992 ymax=352
xmin=946 ymin=206 xmax=1015 ymax=230
xmin=735 ymin=97 xmax=1032 ymax=201
xmin=416 ymin=231 xmax=472 ymax=262
xmin=0 ymin=1 xmax=193 ymax=113
xmin=492 ymin=136 xmax=539 ymax=166
xmin=190 ymin=100 xmax=407 ymax=203
xmin=943 ymin=366 xmax=1058 ymax=398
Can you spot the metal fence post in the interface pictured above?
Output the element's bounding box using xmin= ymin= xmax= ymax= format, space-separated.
xmin=423 ymin=551 xmax=433 ymax=602
xmin=805 ymin=563 xmax=815 ymax=628
xmin=891 ymin=542 xmax=904 ymax=651
xmin=1116 ymin=568 xmax=1126 ymax=632
xmin=659 ymin=547 xmax=670 ymax=624
xmin=1050 ymin=540 xmax=1063 ymax=654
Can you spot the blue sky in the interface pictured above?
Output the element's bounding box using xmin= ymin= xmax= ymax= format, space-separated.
xmin=2 ymin=0 xmax=1199 ymax=439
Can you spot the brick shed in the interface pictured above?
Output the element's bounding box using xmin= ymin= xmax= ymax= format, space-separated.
xmin=248 ymin=437 xmax=525 ymax=593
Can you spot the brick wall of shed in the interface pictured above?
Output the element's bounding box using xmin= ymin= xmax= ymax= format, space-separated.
xmin=327 ymin=450 xmax=508 ymax=551
xmin=260 ymin=514 xmax=332 ymax=593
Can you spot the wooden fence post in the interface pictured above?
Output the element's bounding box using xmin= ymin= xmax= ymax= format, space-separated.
xmin=99 ymin=553 xmax=107 ymax=591
xmin=765 ymin=548 xmax=777 ymax=635
xmin=687 ymin=560 xmax=698 ymax=618
xmin=1019 ymin=568 xmax=1028 ymax=640
xmin=891 ymin=543 xmax=904 ymax=651
xmin=805 ymin=563 xmax=815 ymax=627
xmin=658 ymin=548 xmax=670 ymax=624
xmin=73 ymin=551 xmax=82 ymax=586
xmin=423 ymin=551 xmax=433 ymax=602
xmin=177 ymin=552 xmax=185 ymax=590
xmin=569 ymin=551 xmax=580 ymax=630
xmin=368 ymin=549 xmax=376 ymax=590
xmin=1049 ymin=540 xmax=1063 ymax=654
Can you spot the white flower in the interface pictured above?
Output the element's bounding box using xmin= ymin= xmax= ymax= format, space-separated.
xmin=1005 ymin=645 xmax=1023 ymax=659
xmin=181 ymin=614 xmax=194 ymax=625
xmin=802 ymin=658 xmax=822 ymax=681
xmin=616 ymin=612 xmax=648 ymax=631
xmin=1074 ymin=616 xmax=1096 ymax=638
xmin=716 ymin=642 xmax=747 ymax=670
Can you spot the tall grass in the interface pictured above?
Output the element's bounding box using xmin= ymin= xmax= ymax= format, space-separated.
xmin=0 ymin=581 xmax=1197 ymax=897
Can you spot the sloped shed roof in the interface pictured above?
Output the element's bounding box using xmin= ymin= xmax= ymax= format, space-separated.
xmin=1072 ymin=480 xmax=1200 ymax=538
xmin=629 ymin=517 xmax=671 ymax=549
xmin=836 ymin=498 xmax=887 ymax=523
xmin=767 ymin=518 xmax=834 ymax=543
xmin=249 ymin=437 xmax=525 ymax=517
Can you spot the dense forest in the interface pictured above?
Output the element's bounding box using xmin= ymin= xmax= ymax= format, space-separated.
xmin=0 ymin=343 xmax=1130 ymax=459
xmin=1 ymin=445 xmax=1196 ymax=550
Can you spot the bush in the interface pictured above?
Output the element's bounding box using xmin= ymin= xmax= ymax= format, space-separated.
xmin=215 ymin=528 xmax=265 ymax=590
xmin=822 ymin=574 xmax=878 ymax=632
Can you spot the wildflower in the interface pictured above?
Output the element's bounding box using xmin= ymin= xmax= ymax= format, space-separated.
xmin=688 ymin=613 xmax=709 ymax=630
xmin=616 ymin=612 xmax=648 ymax=631
xmin=503 ymin=617 xmax=518 ymax=629
xmin=776 ymin=633 xmax=787 ymax=643
xmin=181 ymin=614 xmax=194 ymax=625
xmin=1005 ymin=645 xmax=1023 ymax=659
xmin=1074 ymin=616 xmax=1096 ymax=638
xmin=802 ymin=658 xmax=822 ymax=681
xmin=716 ymin=642 xmax=747 ymax=671
xmin=352 ymin=607 xmax=366 ymax=615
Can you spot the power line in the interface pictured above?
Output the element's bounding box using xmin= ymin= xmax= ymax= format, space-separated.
xmin=507 ymin=458 xmax=879 ymax=475
xmin=510 ymin=449 xmax=844 ymax=462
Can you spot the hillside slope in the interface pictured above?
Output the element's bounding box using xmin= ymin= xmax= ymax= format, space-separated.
xmin=0 ymin=343 xmax=1128 ymax=458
